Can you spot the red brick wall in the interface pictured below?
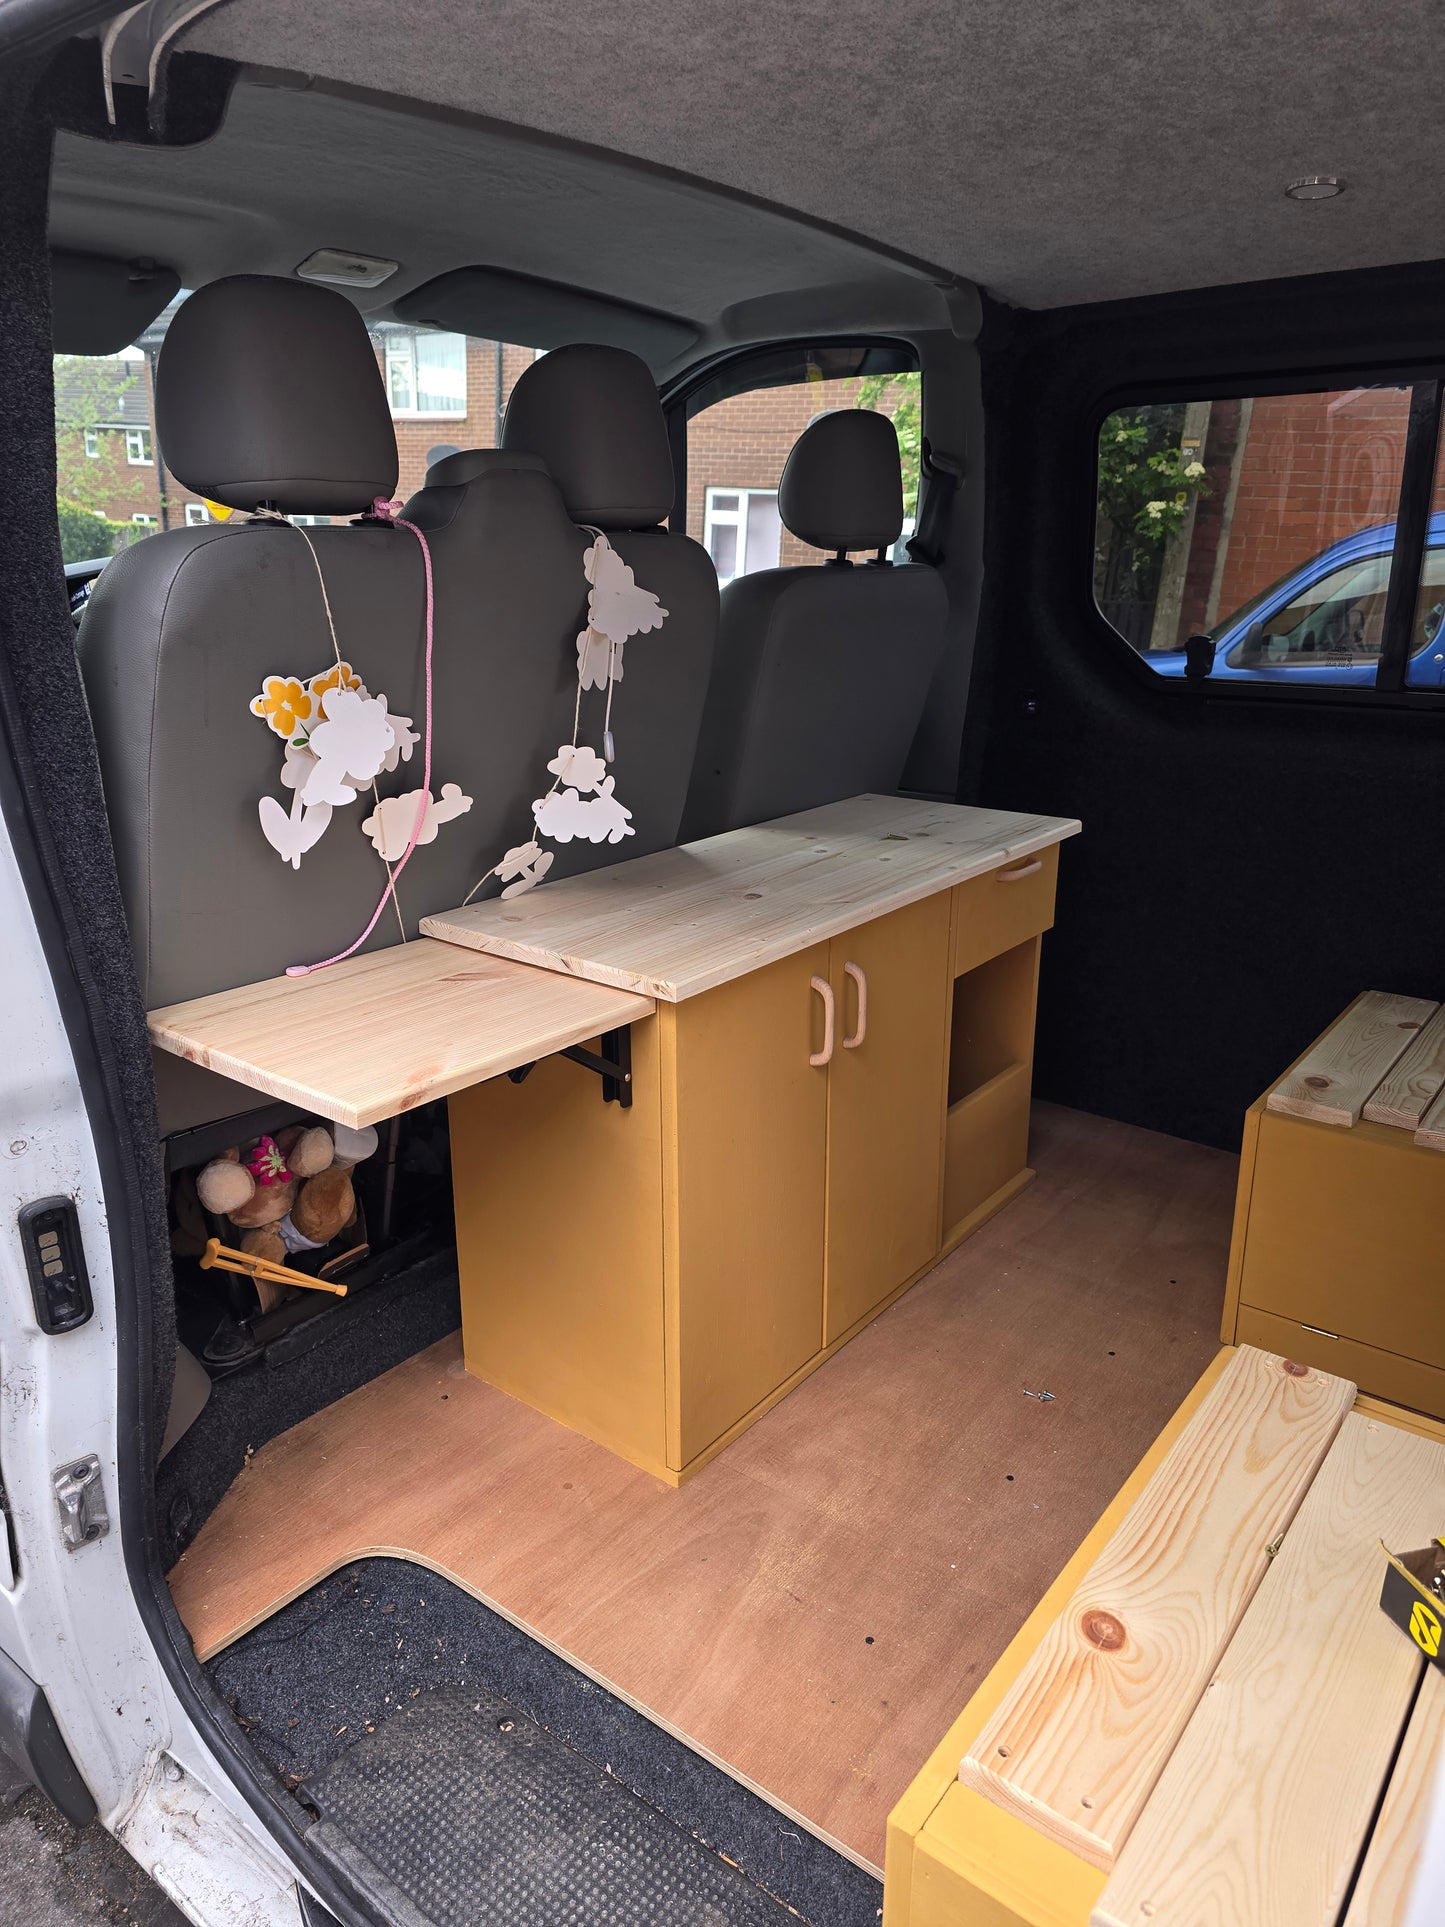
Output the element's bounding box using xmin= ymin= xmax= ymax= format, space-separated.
xmin=687 ymin=375 xmax=908 ymax=568
xmin=58 ymin=427 xmax=164 ymax=526
xmin=389 ymin=339 xmax=537 ymax=499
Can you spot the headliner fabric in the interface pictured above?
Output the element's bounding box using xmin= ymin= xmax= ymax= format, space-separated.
xmin=182 ymin=0 xmax=1444 ymax=309
xmin=156 ymin=274 xmax=398 ymax=513
xmin=778 ymin=409 xmax=903 ymax=552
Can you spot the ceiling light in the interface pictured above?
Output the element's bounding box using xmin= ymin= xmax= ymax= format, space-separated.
xmin=1285 ymin=176 xmax=1344 ymax=202
xmin=295 ymin=249 xmax=399 ymax=289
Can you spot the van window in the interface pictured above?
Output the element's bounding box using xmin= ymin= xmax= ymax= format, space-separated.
xmin=683 ymin=342 xmax=919 ymax=585
xmin=1092 ymin=383 xmax=1445 ymax=690
xmin=55 ymin=304 xmax=538 ymax=567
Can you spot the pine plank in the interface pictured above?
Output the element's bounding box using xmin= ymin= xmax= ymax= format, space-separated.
xmin=1093 ymin=1412 xmax=1445 ymax=1927
xmin=1266 ymin=991 xmax=1438 ymax=1127
xmin=1364 ymin=1002 xmax=1445 ymax=1129
xmin=422 ymin=794 xmax=1080 ymax=1001
xmin=147 ymin=938 xmax=652 ymax=1127
xmin=1414 ymin=1079 xmax=1445 ymax=1150
xmin=958 ymin=1346 xmax=1356 ymax=1870
xmin=1343 ymin=1664 xmax=1445 ymax=1927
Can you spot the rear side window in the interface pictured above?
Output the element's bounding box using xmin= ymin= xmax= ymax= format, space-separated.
xmin=1092 ymin=381 xmax=1445 ymax=693
xmin=682 ymin=341 xmax=919 ymax=585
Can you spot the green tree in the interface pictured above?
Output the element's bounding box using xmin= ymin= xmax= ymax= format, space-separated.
xmin=52 ymin=354 xmax=140 ymax=517
xmin=857 ymin=370 xmax=922 ymax=518
xmin=1095 ymin=405 xmax=1211 ymax=578
xmin=56 ymin=500 xmax=129 ymax=565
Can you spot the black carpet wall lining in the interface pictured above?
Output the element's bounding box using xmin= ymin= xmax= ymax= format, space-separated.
xmin=962 ymin=260 xmax=1445 ymax=1151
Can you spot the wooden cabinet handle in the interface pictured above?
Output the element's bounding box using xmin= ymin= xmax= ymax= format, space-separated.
xmin=997 ymin=857 xmax=1043 ymax=883
xmin=809 ymin=975 xmax=835 ymax=1066
xmin=843 ymin=961 xmax=867 ymax=1049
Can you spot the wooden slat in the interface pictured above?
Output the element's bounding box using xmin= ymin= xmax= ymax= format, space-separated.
xmin=1266 ymin=991 xmax=1438 ymax=1127
xmin=147 ymin=939 xmax=652 ymax=1127
xmin=1343 ymin=1664 xmax=1445 ymax=1927
xmin=422 ymin=795 xmax=1080 ymax=1002
xmin=1094 ymin=1412 xmax=1445 ymax=1927
xmin=959 ymin=1346 xmax=1356 ymax=1870
xmin=1414 ymin=1079 xmax=1445 ymax=1150
xmin=1364 ymin=1002 xmax=1445 ymax=1129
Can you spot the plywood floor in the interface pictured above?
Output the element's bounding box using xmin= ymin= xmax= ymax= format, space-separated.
xmin=169 ymin=1103 xmax=1236 ymax=1872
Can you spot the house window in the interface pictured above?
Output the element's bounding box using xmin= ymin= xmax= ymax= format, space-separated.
xmin=287 ymin=514 xmax=332 ymax=527
xmin=125 ymin=427 xmax=152 ymax=465
xmin=1090 ymin=382 xmax=1445 ymax=693
xmin=83 ymin=429 xmax=100 ymax=458
xmin=703 ymin=487 xmax=782 ymax=586
xmin=381 ymin=329 xmax=467 ymax=418
xmin=184 ymin=502 xmax=211 ymax=526
xmin=131 ymin=513 xmax=157 ymax=528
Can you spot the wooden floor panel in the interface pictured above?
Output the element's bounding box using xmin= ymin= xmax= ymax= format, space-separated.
xmin=168 ymin=1102 xmax=1235 ymax=1871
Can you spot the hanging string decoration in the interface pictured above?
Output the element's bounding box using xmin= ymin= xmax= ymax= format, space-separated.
xmin=467 ymin=530 xmax=667 ymax=904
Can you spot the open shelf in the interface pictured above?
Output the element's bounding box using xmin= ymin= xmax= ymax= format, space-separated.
xmin=943 ymin=937 xmax=1041 ymax=1237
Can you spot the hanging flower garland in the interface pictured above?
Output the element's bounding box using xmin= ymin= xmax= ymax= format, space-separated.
xmin=468 ymin=530 xmax=668 ymax=903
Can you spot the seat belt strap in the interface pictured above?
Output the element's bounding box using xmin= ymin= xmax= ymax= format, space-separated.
xmin=905 ymin=438 xmax=965 ymax=566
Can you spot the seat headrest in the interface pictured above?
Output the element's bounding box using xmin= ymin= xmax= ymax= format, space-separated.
xmin=501 ymin=343 xmax=673 ymax=528
xmin=778 ymin=409 xmax=904 ymax=554
xmin=155 ymin=276 xmax=398 ymax=515
xmin=423 ymin=448 xmax=550 ymax=488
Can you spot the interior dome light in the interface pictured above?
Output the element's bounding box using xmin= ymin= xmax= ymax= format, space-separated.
xmin=1285 ymin=177 xmax=1345 ymax=201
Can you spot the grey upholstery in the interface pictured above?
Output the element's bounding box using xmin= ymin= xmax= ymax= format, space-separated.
xmin=681 ymin=409 xmax=947 ymax=840
xmin=155 ymin=276 xmax=398 ymax=514
xmin=496 ymin=344 xmax=718 ymax=873
xmin=81 ymin=277 xmax=586 ymax=1134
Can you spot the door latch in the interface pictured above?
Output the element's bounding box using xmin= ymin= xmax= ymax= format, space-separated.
xmin=52 ymin=1457 xmax=109 ymax=1552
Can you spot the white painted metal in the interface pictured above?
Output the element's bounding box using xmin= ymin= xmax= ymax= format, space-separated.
xmin=0 ymin=802 xmax=305 ymax=1924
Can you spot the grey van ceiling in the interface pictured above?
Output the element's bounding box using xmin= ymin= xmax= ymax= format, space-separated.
xmin=172 ymin=0 xmax=1442 ymax=309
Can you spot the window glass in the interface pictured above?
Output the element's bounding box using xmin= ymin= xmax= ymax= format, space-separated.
xmin=1406 ymin=425 xmax=1445 ymax=689
xmin=686 ymin=348 xmax=920 ymax=579
xmin=1095 ymin=386 xmax=1413 ymax=686
xmin=55 ymin=299 xmax=538 ymax=570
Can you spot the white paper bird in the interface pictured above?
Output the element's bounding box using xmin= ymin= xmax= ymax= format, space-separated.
xmin=303 ymin=687 xmax=397 ymax=808
xmin=585 ymin=534 xmax=668 ymax=647
xmin=492 ymin=838 xmax=555 ymax=898
xmin=361 ymin=783 xmax=473 ymax=861
xmin=259 ymin=790 xmax=332 ymax=869
xmin=533 ymin=776 xmax=634 ymax=846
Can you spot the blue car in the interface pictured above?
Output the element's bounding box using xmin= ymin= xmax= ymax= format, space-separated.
xmin=1147 ymin=512 xmax=1445 ymax=686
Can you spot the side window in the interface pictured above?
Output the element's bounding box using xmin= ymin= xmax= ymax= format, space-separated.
xmin=683 ymin=343 xmax=920 ymax=584
xmin=1094 ymin=385 xmax=1417 ymax=688
xmin=55 ymin=303 xmax=539 ymax=571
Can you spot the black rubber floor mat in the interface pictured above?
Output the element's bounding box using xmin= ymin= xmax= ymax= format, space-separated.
xmin=305 ymin=1684 xmax=801 ymax=1926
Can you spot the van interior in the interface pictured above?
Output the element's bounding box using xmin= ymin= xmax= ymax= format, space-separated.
xmin=6 ymin=8 xmax=1445 ymax=1924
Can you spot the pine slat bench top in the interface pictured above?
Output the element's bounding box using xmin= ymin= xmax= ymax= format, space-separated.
xmin=1267 ymin=990 xmax=1439 ymax=1128
xmin=421 ymin=794 xmax=1081 ymax=1002
xmin=959 ymin=1346 xmax=1357 ymax=1872
xmin=147 ymin=938 xmax=653 ymax=1128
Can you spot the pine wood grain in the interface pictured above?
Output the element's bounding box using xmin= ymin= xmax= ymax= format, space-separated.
xmin=1093 ymin=1412 xmax=1445 ymax=1927
xmin=959 ymin=1346 xmax=1355 ymax=1870
xmin=168 ymin=1103 xmax=1233 ymax=1873
xmin=1414 ymin=1079 xmax=1445 ymax=1149
xmin=1343 ymin=1663 xmax=1445 ymax=1927
xmin=147 ymin=939 xmax=652 ymax=1127
xmin=1364 ymin=1002 xmax=1445 ymax=1129
xmin=422 ymin=795 xmax=1080 ymax=1001
xmin=1266 ymin=990 xmax=1438 ymax=1128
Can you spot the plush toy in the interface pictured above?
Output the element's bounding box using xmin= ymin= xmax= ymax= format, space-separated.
xmin=188 ymin=1123 xmax=368 ymax=1283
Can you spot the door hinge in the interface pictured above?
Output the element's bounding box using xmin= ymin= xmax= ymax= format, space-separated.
xmin=52 ymin=1457 xmax=109 ymax=1552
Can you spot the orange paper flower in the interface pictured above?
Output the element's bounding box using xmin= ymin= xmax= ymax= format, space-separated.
xmin=250 ymin=676 xmax=313 ymax=740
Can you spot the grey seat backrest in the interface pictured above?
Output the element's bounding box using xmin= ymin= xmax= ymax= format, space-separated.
xmin=80 ymin=275 xmax=584 ymax=1135
xmin=495 ymin=343 xmax=719 ymax=878
xmin=680 ymin=409 xmax=948 ymax=841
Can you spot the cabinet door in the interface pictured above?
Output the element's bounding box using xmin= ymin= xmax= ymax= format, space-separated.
xmin=824 ymin=894 xmax=951 ymax=1344
xmin=664 ymin=945 xmax=830 ymax=1468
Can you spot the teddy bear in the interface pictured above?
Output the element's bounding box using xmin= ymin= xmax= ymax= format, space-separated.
xmin=187 ymin=1122 xmax=378 ymax=1284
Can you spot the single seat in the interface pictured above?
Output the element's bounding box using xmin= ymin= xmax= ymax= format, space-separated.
xmin=680 ymin=409 xmax=948 ymax=841
xmin=80 ymin=276 xmax=584 ymax=1135
xmin=495 ymin=342 xmax=719 ymax=876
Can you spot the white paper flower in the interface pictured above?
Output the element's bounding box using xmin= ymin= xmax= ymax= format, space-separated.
xmin=303 ymin=688 xmax=396 ymax=808
xmin=259 ymin=791 xmax=332 ymax=868
xmin=380 ymin=711 xmax=419 ymax=774
xmin=361 ymin=783 xmax=472 ymax=861
xmin=545 ymin=743 xmax=608 ymax=792
xmin=576 ymin=627 xmax=615 ymax=691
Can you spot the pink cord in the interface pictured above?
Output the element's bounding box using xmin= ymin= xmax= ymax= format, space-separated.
xmin=286 ymin=498 xmax=435 ymax=977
